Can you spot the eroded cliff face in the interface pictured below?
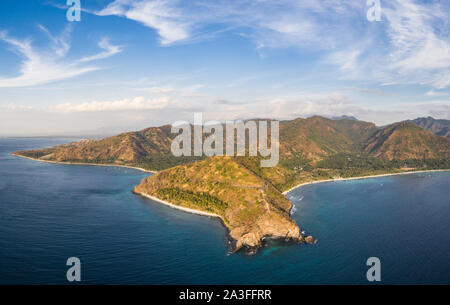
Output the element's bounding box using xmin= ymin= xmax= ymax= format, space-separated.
xmin=228 ymin=215 xmax=302 ymax=252
xmin=133 ymin=157 xmax=304 ymax=253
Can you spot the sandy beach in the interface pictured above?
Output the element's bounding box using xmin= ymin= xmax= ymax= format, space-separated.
xmin=282 ymin=169 xmax=450 ymax=194
xmin=12 ymin=153 xmax=157 ymax=174
xmin=137 ymin=192 xmax=222 ymax=219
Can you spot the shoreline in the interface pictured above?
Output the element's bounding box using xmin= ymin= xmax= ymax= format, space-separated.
xmin=14 ymin=151 xmax=235 ymax=245
xmin=14 ymin=152 xmax=224 ymax=221
xmin=11 ymin=152 xmax=157 ymax=174
xmin=282 ymin=169 xmax=450 ymax=194
xmin=135 ymin=191 xmax=222 ymax=219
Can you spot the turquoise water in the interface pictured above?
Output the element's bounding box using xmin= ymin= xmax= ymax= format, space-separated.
xmin=0 ymin=138 xmax=449 ymax=284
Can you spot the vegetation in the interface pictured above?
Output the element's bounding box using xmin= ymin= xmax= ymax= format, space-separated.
xmin=156 ymin=187 xmax=227 ymax=214
xmin=133 ymin=157 xmax=300 ymax=252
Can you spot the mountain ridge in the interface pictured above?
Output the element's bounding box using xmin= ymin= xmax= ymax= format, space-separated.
xmin=409 ymin=117 xmax=450 ymax=138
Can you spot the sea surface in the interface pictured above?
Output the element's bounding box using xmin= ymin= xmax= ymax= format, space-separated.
xmin=0 ymin=138 xmax=449 ymax=284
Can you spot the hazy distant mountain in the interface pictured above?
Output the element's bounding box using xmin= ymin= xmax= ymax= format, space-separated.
xmin=330 ymin=115 xmax=358 ymax=121
xmin=409 ymin=117 xmax=450 ymax=138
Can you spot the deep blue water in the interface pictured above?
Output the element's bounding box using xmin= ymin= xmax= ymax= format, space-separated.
xmin=0 ymin=138 xmax=449 ymax=284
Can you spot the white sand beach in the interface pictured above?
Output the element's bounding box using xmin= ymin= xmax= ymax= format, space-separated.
xmin=12 ymin=153 xmax=156 ymax=174
xmin=138 ymin=192 xmax=222 ymax=219
xmin=282 ymin=169 xmax=450 ymax=194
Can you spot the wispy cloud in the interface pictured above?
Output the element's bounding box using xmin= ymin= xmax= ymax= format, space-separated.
xmin=50 ymin=96 xmax=169 ymax=112
xmin=94 ymin=0 xmax=363 ymax=48
xmin=0 ymin=26 xmax=123 ymax=88
xmin=346 ymin=87 xmax=395 ymax=97
xmin=425 ymin=90 xmax=450 ymax=97
xmin=93 ymin=0 xmax=450 ymax=89
xmin=382 ymin=0 xmax=450 ymax=88
xmin=97 ymin=0 xmax=190 ymax=45
xmin=79 ymin=37 xmax=124 ymax=62
xmin=325 ymin=0 xmax=450 ymax=89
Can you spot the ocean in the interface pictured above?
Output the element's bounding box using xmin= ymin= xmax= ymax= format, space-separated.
xmin=0 ymin=138 xmax=449 ymax=284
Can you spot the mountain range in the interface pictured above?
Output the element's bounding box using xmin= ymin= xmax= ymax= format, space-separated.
xmin=13 ymin=116 xmax=450 ymax=253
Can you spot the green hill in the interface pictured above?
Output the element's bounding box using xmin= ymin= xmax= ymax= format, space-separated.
xmin=133 ymin=157 xmax=303 ymax=253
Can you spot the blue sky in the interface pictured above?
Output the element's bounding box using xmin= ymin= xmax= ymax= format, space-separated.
xmin=0 ymin=0 xmax=449 ymax=135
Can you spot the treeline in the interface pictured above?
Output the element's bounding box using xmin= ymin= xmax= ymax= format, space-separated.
xmin=279 ymin=152 xmax=314 ymax=171
xmin=317 ymin=153 xmax=450 ymax=170
xmin=133 ymin=155 xmax=204 ymax=171
xmin=157 ymin=187 xmax=228 ymax=214
xmin=16 ymin=150 xmax=52 ymax=159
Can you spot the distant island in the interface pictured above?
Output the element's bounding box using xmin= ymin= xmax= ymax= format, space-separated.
xmin=13 ymin=116 xmax=450 ymax=254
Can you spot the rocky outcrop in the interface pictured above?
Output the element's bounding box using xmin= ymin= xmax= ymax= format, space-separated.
xmin=229 ymin=216 xmax=302 ymax=253
xmin=304 ymin=235 xmax=317 ymax=244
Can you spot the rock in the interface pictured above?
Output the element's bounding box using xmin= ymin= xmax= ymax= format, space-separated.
xmin=236 ymin=232 xmax=261 ymax=250
xmin=304 ymin=236 xmax=317 ymax=244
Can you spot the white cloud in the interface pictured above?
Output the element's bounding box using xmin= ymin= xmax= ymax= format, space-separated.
xmin=94 ymin=0 xmax=363 ymax=48
xmin=92 ymin=1 xmax=450 ymax=89
xmin=0 ymin=26 xmax=123 ymax=88
xmin=425 ymin=90 xmax=450 ymax=97
xmin=50 ymin=96 xmax=170 ymax=112
xmin=346 ymin=87 xmax=395 ymax=97
xmin=93 ymin=1 xmax=448 ymax=88
xmin=2 ymin=92 xmax=449 ymax=133
xmin=79 ymin=37 xmax=124 ymax=62
xmin=384 ymin=1 xmax=450 ymax=75
xmin=97 ymin=0 xmax=190 ymax=45
xmin=0 ymin=104 xmax=34 ymax=112
xmin=148 ymin=86 xmax=175 ymax=94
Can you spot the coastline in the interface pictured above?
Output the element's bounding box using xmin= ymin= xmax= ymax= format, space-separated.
xmin=13 ymin=151 xmax=449 ymax=222
xmin=14 ymin=152 xmax=224 ymax=221
xmin=282 ymin=169 xmax=450 ymax=194
xmin=14 ymin=151 xmax=234 ymax=244
xmin=11 ymin=152 xmax=157 ymax=174
xmin=135 ymin=191 xmax=222 ymax=219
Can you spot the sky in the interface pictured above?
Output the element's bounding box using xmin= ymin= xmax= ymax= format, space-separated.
xmin=0 ymin=0 xmax=449 ymax=136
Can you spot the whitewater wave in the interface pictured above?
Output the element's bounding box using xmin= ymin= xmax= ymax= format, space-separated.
xmin=290 ymin=204 xmax=297 ymax=215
